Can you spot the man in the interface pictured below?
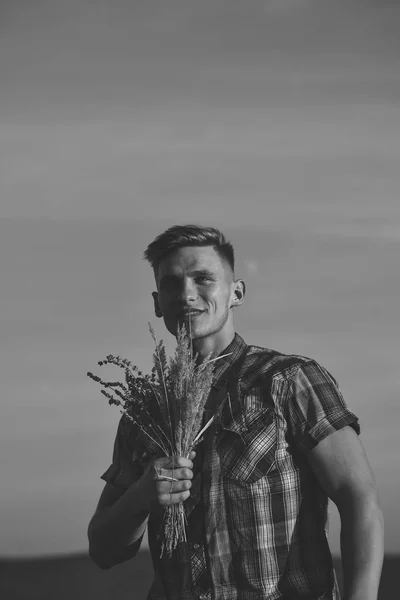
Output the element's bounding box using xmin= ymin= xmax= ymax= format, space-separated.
xmin=88 ymin=224 xmax=384 ymax=600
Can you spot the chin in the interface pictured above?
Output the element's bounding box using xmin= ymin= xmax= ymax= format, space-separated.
xmin=189 ymin=330 xmax=206 ymax=340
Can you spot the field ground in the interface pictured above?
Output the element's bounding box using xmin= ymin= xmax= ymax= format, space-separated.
xmin=0 ymin=551 xmax=396 ymax=599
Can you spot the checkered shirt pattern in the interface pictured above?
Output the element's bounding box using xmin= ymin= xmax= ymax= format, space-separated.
xmin=101 ymin=333 xmax=360 ymax=600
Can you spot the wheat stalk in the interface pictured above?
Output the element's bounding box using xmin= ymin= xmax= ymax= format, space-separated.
xmin=88 ymin=320 xmax=230 ymax=556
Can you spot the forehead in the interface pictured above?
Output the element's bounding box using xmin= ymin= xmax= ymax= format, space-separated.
xmin=157 ymin=246 xmax=227 ymax=278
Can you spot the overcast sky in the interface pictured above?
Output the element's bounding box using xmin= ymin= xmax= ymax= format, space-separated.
xmin=1 ymin=0 xmax=399 ymax=556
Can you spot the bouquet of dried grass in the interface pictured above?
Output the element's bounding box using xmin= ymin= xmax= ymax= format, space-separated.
xmin=87 ymin=321 xmax=230 ymax=556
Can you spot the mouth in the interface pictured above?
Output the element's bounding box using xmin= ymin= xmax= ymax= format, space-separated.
xmin=178 ymin=310 xmax=205 ymax=319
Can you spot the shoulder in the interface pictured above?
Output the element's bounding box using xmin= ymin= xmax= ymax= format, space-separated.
xmin=240 ymin=343 xmax=319 ymax=387
xmin=115 ymin=415 xmax=145 ymax=456
xmin=240 ymin=344 xmax=342 ymax=402
xmin=117 ymin=414 xmax=136 ymax=440
xmin=116 ymin=414 xmax=164 ymax=461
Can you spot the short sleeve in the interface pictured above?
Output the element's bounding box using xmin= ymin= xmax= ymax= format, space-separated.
xmin=288 ymin=360 xmax=360 ymax=453
xmin=101 ymin=416 xmax=145 ymax=489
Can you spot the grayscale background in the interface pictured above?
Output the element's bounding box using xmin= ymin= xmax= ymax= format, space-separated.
xmin=1 ymin=1 xmax=399 ymax=597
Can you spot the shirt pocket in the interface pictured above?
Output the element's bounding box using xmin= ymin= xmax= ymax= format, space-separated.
xmin=216 ymin=406 xmax=277 ymax=484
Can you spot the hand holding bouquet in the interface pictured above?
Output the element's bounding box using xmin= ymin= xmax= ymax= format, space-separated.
xmin=87 ymin=321 xmax=230 ymax=555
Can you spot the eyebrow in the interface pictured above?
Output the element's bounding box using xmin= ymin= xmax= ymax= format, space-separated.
xmin=191 ymin=269 xmax=215 ymax=278
xmin=159 ymin=269 xmax=216 ymax=284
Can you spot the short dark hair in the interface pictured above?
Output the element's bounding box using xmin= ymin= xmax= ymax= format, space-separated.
xmin=143 ymin=224 xmax=235 ymax=275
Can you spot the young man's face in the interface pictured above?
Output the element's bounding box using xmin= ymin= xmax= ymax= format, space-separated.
xmin=152 ymin=246 xmax=245 ymax=345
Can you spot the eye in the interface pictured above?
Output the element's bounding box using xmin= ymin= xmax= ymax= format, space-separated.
xmin=196 ymin=275 xmax=212 ymax=283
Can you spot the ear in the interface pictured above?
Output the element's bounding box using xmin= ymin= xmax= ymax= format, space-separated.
xmin=152 ymin=291 xmax=163 ymax=318
xmin=230 ymin=279 xmax=246 ymax=308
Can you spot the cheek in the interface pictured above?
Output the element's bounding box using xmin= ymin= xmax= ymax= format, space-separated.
xmin=158 ymin=294 xmax=172 ymax=310
xmin=207 ymin=291 xmax=230 ymax=311
xmin=205 ymin=292 xmax=219 ymax=306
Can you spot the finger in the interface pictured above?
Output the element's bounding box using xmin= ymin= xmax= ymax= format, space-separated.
xmin=160 ymin=489 xmax=191 ymax=506
xmin=162 ymin=467 xmax=193 ymax=481
xmin=156 ymin=456 xmax=193 ymax=470
xmin=152 ymin=464 xmax=179 ymax=481
xmin=157 ymin=479 xmax=192 ymax=494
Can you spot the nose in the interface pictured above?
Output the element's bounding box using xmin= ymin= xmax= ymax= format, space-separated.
xmin=179 ymin=278 xmax=198 ymax=303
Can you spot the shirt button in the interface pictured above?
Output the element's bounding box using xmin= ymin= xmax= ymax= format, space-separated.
xmin=193 ymin=543 xmax=200 ymax=550
xmin=198 ymin=595 xmax=207 ymax=600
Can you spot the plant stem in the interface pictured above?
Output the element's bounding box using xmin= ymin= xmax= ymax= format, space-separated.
xmin=192 ymin=414 xmax=215 ymax=445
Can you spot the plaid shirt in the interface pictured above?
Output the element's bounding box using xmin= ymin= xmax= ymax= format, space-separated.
xmin=101 ymin=333 xmax=360 ymax=600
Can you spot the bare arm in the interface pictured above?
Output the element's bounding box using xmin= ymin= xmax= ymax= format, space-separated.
xmin=308 ymin=426 xmax=384 ymax=600
xmin=88 ymin=479 xmax=149 ymax=569
xmin=88 ymin=455 xmax=194 ymax=569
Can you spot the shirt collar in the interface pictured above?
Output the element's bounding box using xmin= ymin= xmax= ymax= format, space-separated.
xmin=211 ymin=333 xmax=248 ymax=389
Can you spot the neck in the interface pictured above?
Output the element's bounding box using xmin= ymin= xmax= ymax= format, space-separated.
xmin=191 ymin=329 xmax=235 ymax=363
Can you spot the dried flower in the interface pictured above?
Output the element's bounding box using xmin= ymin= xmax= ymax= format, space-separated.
xmin=87 ymin=321 xmax=230 ymax=556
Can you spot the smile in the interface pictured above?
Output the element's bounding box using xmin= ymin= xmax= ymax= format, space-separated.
xmin=179 ymin=310 xmax=204 ymax=318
